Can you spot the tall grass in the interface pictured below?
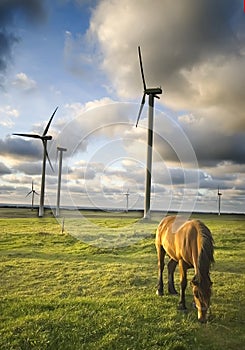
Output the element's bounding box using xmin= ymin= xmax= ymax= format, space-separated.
xmin=0 ymin=210 xmax=244 ymax=349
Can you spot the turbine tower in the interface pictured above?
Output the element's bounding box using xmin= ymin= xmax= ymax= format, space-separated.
xmin=135 ymin=46 xmax=162 ymax=219
xmin=26 ymin=180 xmax=39 ymax=211
xmin=13 ymin=107 xmax=58 ymax=217
xmin=124 ymin=189 xmax=130 ymax=213
xmin=56 ymin=146 xmax=67 ymax=217
xmin=217 ymin=186 xmax=222 ymax=215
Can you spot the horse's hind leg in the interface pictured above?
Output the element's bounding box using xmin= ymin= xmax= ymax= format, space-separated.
xmin=178 ymin=259 xmax=188 ymax=310
xmin=156 ymin=244 xmax=165 ymax=296
xmin=167 ymin=259 xmax=178 ymax=295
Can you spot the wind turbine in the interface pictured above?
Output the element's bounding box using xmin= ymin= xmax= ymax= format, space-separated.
xmin=135 ymin=46 xmax=162 ymax=219
xmin=26 ymin=180 xmax=39 ymax=211
xmin=56 ymin=146 xmax=67 ymax=217
xmin=13 ymin=107 xmax=58 ymax=217
xmin=124 ymin=189 xmax=130 ymax=213
xmin=217 ymin=186 xmax=222 ymax=215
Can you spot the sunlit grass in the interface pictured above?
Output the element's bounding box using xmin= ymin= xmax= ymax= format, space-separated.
xmin=0 ymin=210 xmax=244 ymax=349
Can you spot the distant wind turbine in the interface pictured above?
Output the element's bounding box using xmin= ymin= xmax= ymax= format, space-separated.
xmin=13 ymin=107 xmax=58 ymax=217
xmin=135 ymin=46 xmax=162 ymax=219
xmin=56 ymin=146 xmax=67 ymax=217
xmin=26 ymin=181 xmax=39 ymax=211
xmin=124 ymin=189 xmax=130 ymax=213
xmin=217 ymin=186 xmax=222 ymax=215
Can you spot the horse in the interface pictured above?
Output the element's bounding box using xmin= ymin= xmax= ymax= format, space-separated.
xmin=155 ymin=216 xmax=214 ymax=323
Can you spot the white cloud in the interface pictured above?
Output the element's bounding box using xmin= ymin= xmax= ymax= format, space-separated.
xmin=12 ymin=72 xmax=37 ymax=91
xmin=0 ymin=105 xmax=19 ymax=128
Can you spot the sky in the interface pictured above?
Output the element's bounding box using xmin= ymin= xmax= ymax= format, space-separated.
xmin=0 ymin=0 xmax=245 ymax=214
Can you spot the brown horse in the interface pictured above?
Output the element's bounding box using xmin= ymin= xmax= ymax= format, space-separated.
xmin=155 ymin=216 xmax=214 ymax=323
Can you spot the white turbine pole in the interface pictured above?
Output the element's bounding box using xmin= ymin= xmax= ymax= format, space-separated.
xmin=144 ymin=94 xmax=154 ymax=219
xmin=125 ymin=190 xmax=130 ymax=213
xmin=135 ymin=46 xmax=162 ymax=220
xmin=39 ymin=140 xmax=47 ymax=217
xmin=56 ymin=147 xmax=67 ymax=217
xmin=218 ymin=187 xmax=222 ymax=216
xmin=31 ymin=191 xmax=34 ymax=210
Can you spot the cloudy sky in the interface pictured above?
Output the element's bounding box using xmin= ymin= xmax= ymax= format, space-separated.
xmin=0 ymin=0 xmax=244 ymax=214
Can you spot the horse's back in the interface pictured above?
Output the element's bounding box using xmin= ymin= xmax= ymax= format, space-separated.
xmin=156 ymin=216 xmax=205 ymax=267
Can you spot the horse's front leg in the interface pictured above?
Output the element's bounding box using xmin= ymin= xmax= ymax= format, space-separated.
xmin=156 ymin=245 xmax=166 ymax=296
xmin=167 ymin=259 xmax=178 ymax=295
xmin=178 ymin=259 xmax=188 ymax=310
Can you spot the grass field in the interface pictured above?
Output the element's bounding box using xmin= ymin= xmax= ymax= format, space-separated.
xmin=0 ymin=208 xmax=244 ymax=349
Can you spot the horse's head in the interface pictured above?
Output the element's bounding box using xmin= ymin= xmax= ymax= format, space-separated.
xmin=191 ymin=275 xmax=212 ymax=323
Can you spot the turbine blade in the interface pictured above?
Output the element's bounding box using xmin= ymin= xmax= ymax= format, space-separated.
xmin=46 ymin=149 xmax=54 ymax=172
xmin=13 ymin=133 xmax=41 ymax=139
xmin=55 ymin=148 xmax=59 ymax=167
xmin=43 ymin=106 xmax=58 ymax=136
xmin=26 ymin=191 xmax=32 ymax=197
xmin=42 ymin=140 xmax=54 ymax=172
xmin=136 ymin=93 xmax=146 ymax=127
xmin=138 ymin=46 xmax=146 ymax=91
xmin=34 ymin=191 xmax=39 ymax=196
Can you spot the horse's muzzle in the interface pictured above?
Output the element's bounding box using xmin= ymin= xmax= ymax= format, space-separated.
xmin=197 ymin=306 xmax=208 ymax=323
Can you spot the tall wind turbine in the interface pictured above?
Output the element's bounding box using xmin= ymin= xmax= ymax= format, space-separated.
xmin=26 ymin=181 xmax=39 ymax=211
xmin=135 ymin=46 xmax=162 ymax=219
xmin=56 ymin=146 xmax=67 ymax=217
xmin=13 ymin=107 xmax=58 ymax=217
xmin=217 ymin=186 xmax=222 ymax=215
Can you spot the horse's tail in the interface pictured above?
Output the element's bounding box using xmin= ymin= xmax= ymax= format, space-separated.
xmin=197 ymin=221 xmax=215 ymax=278
xmin=200 ymin=221 xmax=214 ymax=263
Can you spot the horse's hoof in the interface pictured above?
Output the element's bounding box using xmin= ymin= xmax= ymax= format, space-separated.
xmin=198 ymin=318 xmax=207 ymax=324
xmin=178 ymin=304 xmax=187 ymax=311
xmin=156 ymin=290 xmax=163 ymax=296
xmin=168 ymin=289 xmax=178 ymax=295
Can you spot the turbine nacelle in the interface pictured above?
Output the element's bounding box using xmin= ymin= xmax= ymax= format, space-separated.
xmin=43 ymin=135 xmax=53 ymax=141
xmin=145 ymin=87 xmax=162 ymax=95
xmin=57 ymin=146 xmax=67 ymax=152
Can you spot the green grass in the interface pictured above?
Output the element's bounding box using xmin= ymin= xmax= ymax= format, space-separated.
xmin=0 ymin=209 xmax=244 ymax=349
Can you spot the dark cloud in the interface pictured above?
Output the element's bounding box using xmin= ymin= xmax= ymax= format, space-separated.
xmin=199 ymin=177 xmax=233 ymax=190
xmin=0 ymin=184 xmax=16 ymax=194
xmin=0 ymin=0 xmax=46 ymax=77
xmin=0 ymin=162 xmax=11 ymax=175
xmin=179 ymin=121 xmax=245 ymax=166
xmin=155 ymin=124 xmax=245 ymax=169
xmin=0 ymin=136 xmax=42 ymax=160
xmin=16 ymin=162 xmax=41 ymax=175
xmin=147 ymin=0 xmax=242 ymax=85
xmin=0 ymin=30 xmax=17 ymax=72
xmin=91 ymin=0 xmax=243 ymax=92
